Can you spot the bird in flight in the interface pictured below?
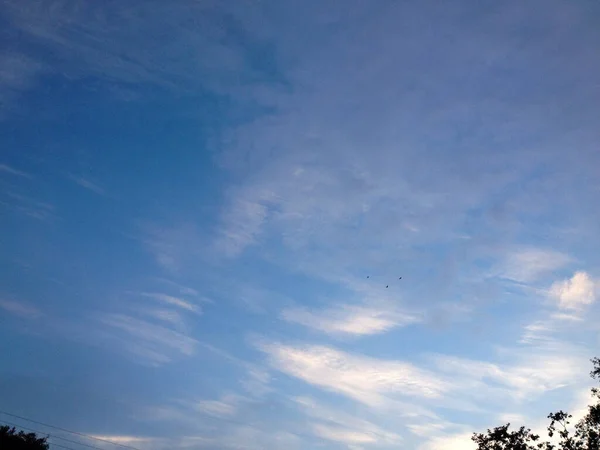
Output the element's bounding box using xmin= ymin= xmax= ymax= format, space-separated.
xmin=365 ymin=276 xmax=401 ymax=288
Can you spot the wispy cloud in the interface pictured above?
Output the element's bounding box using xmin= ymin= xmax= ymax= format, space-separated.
xmin=139 ymin=292 xmax=201 ymax=314
xmin=495 ymin=248 xmax=572 ymax=284
xmin=294 ymin=396 xmax=402 ymax=446
xmin=430 ymin=349 xmax=586 ymax=402
xmin=139 ymin=223 xmax=205 ymax=272
xmin=68 ymin=174 xmax=105 ymax=195
xmin=0 ymin=163 xmax=32 ymax=178
xmin=215 ymin=192 xmax=271 ymax=257
xmin=281 ymin=304 xmax=419 ymax=336
xmin=3 ymin=191 xmax=54 ymax=221
xmin=312 ymin=423 xmax=383 ymax=445
xmin=98 ymin=313 xmax=197 ymax=365
xmin=195 ymin=394 xmax=241 ymax=418
xmin=1 ymin=0 xmax=280 ymax=107
xmin=137 ymin=307 xmax=187 ymax=330
xmin=418 ymin=432 xmax=475 ymax=450
xmin=154 ymin=278 xmax=199 ymax=296
xmin=257 ymin=341 xmax=447 ymax=407
xmin=0 ymin=298 xmax=41 ymax=319
xmin=87 ymin=435 xmax=155 ymax=445
xmin=2 ymin=1 xmax=600 ymax=448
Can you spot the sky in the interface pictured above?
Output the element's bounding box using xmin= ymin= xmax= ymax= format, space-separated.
xmin=1 ymin=1 xmax=600 ymax=449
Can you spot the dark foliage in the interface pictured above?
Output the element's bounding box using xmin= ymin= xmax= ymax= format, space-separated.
xmin=0 ymin=425 xmax=49 ymax=450
xmin=473 ymin=358 xmax=600 ymax=450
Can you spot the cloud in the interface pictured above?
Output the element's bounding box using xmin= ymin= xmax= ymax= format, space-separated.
xmin=497 ymin=413 xmax=528 ymax=425
xmin=430 ymin=348 xmax=587 ymax=402
xmin=281 ymin=304 xmax=419 ymax=336
xmin=139 ymin=223 xmax=205 ymax=272
xmin=294 ymin=396 xmax=402 ymax=446
xmin=312 ymin=423 xmax=381 ymax=445
xmin=497 ymin=248 xmax=572 ymax=284
xmin=88 ymin=431 xmax=298 ymax=450
xmin=154 ymin=278 xmax=199 ymax=296
xmin=0 ymin=163 xmax=31 ymax=178
xmin=139 ymin=292 xmax=201 ymax=313
xmin=407 ymin=422 xmax=452 ymax=438
xmin=98 ymin=313 xmax=197 ymax=365
xmin=87 ymin=435 xmax=154 ymax=445
xmin=1 ymin=0 xmax=282 ymax=108
xmin=68 ymin=175 xmax=105 ymax=195
xmin=203 ymin=426 xmax=301 ymax=450
xmin=137 ymin=307 xmax=186 ymax=330
xmin=419 ymin=432 xmax=475 ymax=450
xmin=195 ymin=394 xmax=240 ymax=418
xmin=215 ymin=191 xmax=273 ymax=257
xmin=2 ymin=1 xmax=600 ymax=448
xmin=0 ymin=298 xmax=41 ymax=318
xmin=257 ymin=341 xmax=447 ymax=407
xmin=549 ymin=271 xmax=597 ymax=310
xmin=240 ymin=367 xmax=272 ymax=398
xmin=3 ymin=191 xmax=55 ymax=221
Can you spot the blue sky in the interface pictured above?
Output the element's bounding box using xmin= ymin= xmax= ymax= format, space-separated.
xmin=1 ymin=1 xmax=600 ymax=449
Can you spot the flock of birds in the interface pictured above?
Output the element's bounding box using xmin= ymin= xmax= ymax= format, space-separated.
xmin=366 ymin=275 xmax=401 ymax=288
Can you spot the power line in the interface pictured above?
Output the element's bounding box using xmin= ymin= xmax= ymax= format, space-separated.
xmin=48 ymin=442 xmax=81 ymax=450
xmin=1 ymin=419 xmax=106 ymax=450
xmin=1 ymin=422 xmax=78 ymax=450
xmin=0 ymin=411 xmax=142 ymax=450
xmin=1 ymin=406 xmax=336 ymax=447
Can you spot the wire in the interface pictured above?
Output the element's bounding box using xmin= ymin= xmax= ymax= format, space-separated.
xmin=0 ymin=411 xmax=142 ymax=450
xmin=46 ymin=442 xmax=79 ymax=450
xmin=1 ymin=422 xmax=77 ymax=450
xmin=1 ymin=419 xmax=106 ymax=450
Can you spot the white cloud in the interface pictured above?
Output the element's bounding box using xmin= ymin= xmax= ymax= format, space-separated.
xmin=99 ymin=313 xmax=197 ymax=365
xmin=88 ymin=435 xmax=154 ymax=445
xmin=215 ymin=192 xmax=272 ymax=257
xmin=520 ymin=320 xmax=558 ymax=345
xmin=549 ymin=271 xmax=597 ymax=310
xmin=240 ymin=367 xmax=272 ymax=398
xmin=195 ymin=394 xmax=240 ymax=418
xmin=281 ymin=304 xmax=419 ymax=336
xmin=3 ymin=2 xmax=600 ymax=449
xmin=313 ymin=423 xmax=380 ymax=445
xmin=0 ymin=298 xmax=41 ymax=318
xmin=258 ymin=341 xmax=447 ymax=407
xmin=519 ymin=312 xmax=586 ymax=346
xmin=431 ymin=349 xmax=586 ymax=402
xmin=498 ymin=248 xmax=571 ymax=284
xmin=407 ymin=420 xmax=469 ymax=439
xmin=138 ymin=307 xmax=186 ymax=330
xmin=140 ymin=292 xmax=201 ymax=313
xmin=568 ymin=387 xmax=597 ymax=424
xmin=497 ymin=413 xmax=528 ymax=425
xmin=294 ymin=396 xmax=402 ymax=446
xmin=419 ymin=432 xmax=475 ymax=450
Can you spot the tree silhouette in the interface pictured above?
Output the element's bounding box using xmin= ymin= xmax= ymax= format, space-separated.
xmin=0 ymin=426 xmax=49 ymax=450
xmin=473 ymin=357 xmax=600 ymax=450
